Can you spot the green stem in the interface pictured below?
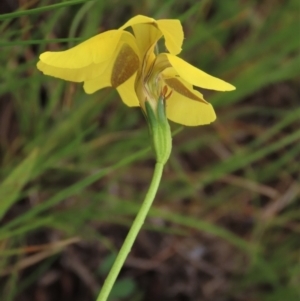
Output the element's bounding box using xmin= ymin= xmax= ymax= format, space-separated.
xmin=96 ymin=162 xmax=164 ymax=301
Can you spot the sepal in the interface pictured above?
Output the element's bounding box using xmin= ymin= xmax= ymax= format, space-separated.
xmin=145 ymin=97 xmax=172 ymax=164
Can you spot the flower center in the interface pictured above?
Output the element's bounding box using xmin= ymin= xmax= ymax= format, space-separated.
xmin=143 ymin=56 xmax=171 ymax=106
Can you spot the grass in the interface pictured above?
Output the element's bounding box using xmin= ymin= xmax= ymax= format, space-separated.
xmin=0 ymin=0 xmax=299 ymax=300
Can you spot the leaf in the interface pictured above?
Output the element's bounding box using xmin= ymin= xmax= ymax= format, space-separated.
xmin=0 ymin=149 xmax=38 ymax=220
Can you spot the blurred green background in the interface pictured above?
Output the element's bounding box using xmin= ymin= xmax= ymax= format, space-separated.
xmin=0 ymin=0 xmax=299 ymax=300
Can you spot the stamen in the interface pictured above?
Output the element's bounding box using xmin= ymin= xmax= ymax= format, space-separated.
xmin=161 ymin=85 xmax=173 ymax=100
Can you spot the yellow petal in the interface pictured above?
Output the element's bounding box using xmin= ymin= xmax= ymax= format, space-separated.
xmin=164 ymin=76 xmax=208 ymax=104
xmin=116 ymin=73 xmax=139 ymax=107
xmin=37 ymin=30 xmax=140 ymax=84
xmin=163 ymin=53 xmax=236 ymax=91
xmin=37 ymin=59 xmax=110 ymax=82
xmin=39 ymin=30 xmax=123 ymax=68
xmin=161 ymin=66 xmax=207 ymax=103
xmin=119 ymin=15 xmax=155 ymax=31
xmin=156 ymin=19 xmax=183 ymax=55
xmin=83 ymin=70 xmax=111 ymax=94
xmin=37 ymin=61 xmax=75 ymax=82
xmin=166 ymin=91 xmax=216 ymax=126
xmin=84 ymin=42 xmax=139 ymax=94
xmin=120 ymin=15 xmax=183 ymax=55
xmin=37 ymin=30 xmax=124 ymax=82
xmin=111 ymin=43 xmax=140 ymax=88
xmin=38 ymin=29 xmax=140 ymax=91
xmin=84 ymin=71 xmax=140 ymax=107
xmin=130 ymin=24 xmax=162 ymax=57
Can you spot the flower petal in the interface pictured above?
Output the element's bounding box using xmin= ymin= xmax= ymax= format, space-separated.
xmin=119 ymin=15 xmax=155 ymax=30
xmin=116 ymin=73 xmax=139 ymax=107
xmin=156 ymin=19 xmax=183 ymax=55
xmin=39 ymin=30 xmax=123 ymax=69
xmin=84 ymin=42 xmax=139 ymax=94
xmin=111 ymin=43 xmax=140 ymax=88
xmin=161 ymin=66 xmax=207 ymax=104
xmin=37 ymin=30 xmax=140 ymax=85
xmin=166 ymin=91 xmax=216 ymax=126
xmin=163 ymin=53 xmax=236 ymax=91
xmin=83 ymin=71 xmax=111 ymax=94
xmin=130 ymin=24 xmax=162 ymax=57
xmin=37 ymin=59 xmax=109 ymax=82
xmin=120 ymin=15 xmax=183 ymax=55
xmin=164 ymin=76 xmax=208 ymax=104
xmin=37 ymin=61 xmax=76 ymax=82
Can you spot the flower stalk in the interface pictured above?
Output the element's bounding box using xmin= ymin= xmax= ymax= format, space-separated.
xmin=97 ymin=90 xmax=172 ymax=300
xmin=96 ymin=162 xmax=165 ymax=301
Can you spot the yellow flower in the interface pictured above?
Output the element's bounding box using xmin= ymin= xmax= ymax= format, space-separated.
xmin=37 ymin=15 xmax=235 ymax=126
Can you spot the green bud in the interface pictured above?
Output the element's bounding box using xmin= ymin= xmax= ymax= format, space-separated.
xmin=145 ymin=94 xmax=172 ymax=164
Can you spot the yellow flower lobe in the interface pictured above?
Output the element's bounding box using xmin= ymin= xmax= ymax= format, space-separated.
xmin=111 ymin=44 xmax=140 ymax=88
xmin=164 ymin=78 xmax=207 ymax=104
